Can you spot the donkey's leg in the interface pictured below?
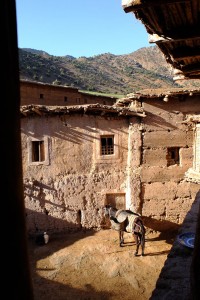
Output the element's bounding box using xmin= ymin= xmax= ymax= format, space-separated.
xmin=133 ymin=233 xmax=139 ymax=256
xmin=119 ymin=230 xmax=124 ymax=247
xmin=136 ymin=232 xmax=145 ymax=256
xmin=140 ymin=231 xmax=145 ymax=256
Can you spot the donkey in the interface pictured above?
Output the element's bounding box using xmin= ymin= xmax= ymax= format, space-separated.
xmin=103 ymin=205 xmax=145 ymax=256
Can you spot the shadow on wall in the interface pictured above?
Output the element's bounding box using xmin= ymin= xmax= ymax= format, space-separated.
xmin=143 ymin=216 xmax=181 ymax=233
xmin=24 ymin=179 xmax=102 ymax=235
xmin=26 ymin=208 xmax=90 ymax=241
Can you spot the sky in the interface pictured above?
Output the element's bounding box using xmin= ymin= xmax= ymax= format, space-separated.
xmin=16 ymin=0 xmax=150 ymax=58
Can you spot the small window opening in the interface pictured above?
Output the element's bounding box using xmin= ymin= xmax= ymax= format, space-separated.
xmin=64 ymin=96 xmax=68 ymax=102
xmin=32 ymin=141 xmax=45 ymax=162
xmin=167 ymin=147 xmax=180 ymax=166
xmin=77 ymin=210 xmax=82 ymax=228
xmin=39 ymin=93 xmax=44 ymax=99
xmin=101 ymin=135 xmax=114 ymax=155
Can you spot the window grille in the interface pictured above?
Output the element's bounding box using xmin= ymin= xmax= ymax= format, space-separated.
xmin=101 ymin=136 xmax=114 ymax=155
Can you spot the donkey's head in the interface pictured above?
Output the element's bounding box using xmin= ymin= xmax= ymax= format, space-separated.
xmin=102 ymin=205 xmax=110 ymax=217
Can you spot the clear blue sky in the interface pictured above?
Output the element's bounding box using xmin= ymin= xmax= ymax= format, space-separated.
xmin=16 ymin=0 xmax=150 ymax=58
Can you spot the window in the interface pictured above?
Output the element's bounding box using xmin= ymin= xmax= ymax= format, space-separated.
xmin=94 ymin=132 xmax=119 ymax=162
xmin=32 ymin=141 xmax=45 ymax=162
xmin=39 ymin=93 xmax=44 ymax=99
xmin=64 ymin=96 xmax=67 ymax=102
xmin=105 ymin=193 xmax=125 ymax=210
xmin=167 ymin=147 xmax=180 ymax=166
xmin=28 ymin=137 xmax=49 ymax=165
xmin=101 ymin=135 xmax=114 ymax=155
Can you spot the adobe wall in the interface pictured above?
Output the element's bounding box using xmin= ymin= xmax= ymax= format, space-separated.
xmin=21 ymin=114 xmax=140 ymax=234
xmin=20 ymin=81 xmax=116 ymax=106
xmin=140 ymin=95 xmax=200 ymax=231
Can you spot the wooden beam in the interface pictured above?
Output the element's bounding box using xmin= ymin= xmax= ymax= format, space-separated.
xmin=175 ymin=54 xmax=200 ymax=61
xmin=180 ymin=62 xmax=200 ymax=73
xmin=186 ymin=74 xmax=200 ymax=79
xmin=149 ymin=33 xmax=200 ymax=44
xmin=118 ymin=111 xmax=146 ymax=117
xmin=173 ymin=67 xmax=200 ymax=80
xmin=32 ymin=107 xmax=43 ymax=116
xmin=173 ymin=68 xmax=184 ymax=75
xmin=173 ymin=74 xmax=186 ymax=80
xmin=122 ymin=0 xmax=190 ymax=13
xmin=173 ymin=69 xmax=200 ymax=78
xmin=171 ymin=48 xmax=200 ymax=61
xmin=149 ymin=34 xmax=173 ymax=43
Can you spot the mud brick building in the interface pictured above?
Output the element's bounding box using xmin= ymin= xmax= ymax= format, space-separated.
xmin=20 ymin=81 xmax=200 ymax=235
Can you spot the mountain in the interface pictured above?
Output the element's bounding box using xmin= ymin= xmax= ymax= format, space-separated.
xmin=19 ymin=46 xmax=200 ymax=96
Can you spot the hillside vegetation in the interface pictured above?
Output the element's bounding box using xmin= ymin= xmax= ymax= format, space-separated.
xmin=19 ymin=46 xmax=200 ymax=96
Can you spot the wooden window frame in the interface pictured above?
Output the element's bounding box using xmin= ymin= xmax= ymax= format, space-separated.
xmin=100 ymin=135 xmax=114 ymax=156
xmin=28 ymin=136 xmax=49 ymax=165
xmin=94 ymin=131 xmax=120 ymax=162
xmin=32 ymin=140 xmax=45 ymax=162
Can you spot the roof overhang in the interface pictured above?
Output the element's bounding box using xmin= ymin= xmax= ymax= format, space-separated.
xmin=122 ymin=0 xmax=200 ymax=80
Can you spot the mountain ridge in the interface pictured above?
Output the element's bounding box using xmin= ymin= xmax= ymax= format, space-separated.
xmin=19 ymin=46 xmax=200 ymax=96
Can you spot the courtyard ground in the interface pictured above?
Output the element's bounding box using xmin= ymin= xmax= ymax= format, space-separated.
xmin=28 ymin=228 xmax=177 ymax=300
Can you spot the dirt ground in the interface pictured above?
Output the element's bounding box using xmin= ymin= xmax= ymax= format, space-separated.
xmin=28 ymin=228 xmax=177 ymax=300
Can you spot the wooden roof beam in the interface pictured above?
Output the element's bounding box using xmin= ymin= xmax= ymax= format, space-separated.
xmin=118 ymin=111 xmax=146 ymax=117
xmin=170 ymin=49 xmax=200 ymax=61
xmin=149 ymin=33 xmax=200 ymax=44
xmin=122 ymin=0 xmax=190 ymax=13
xmin=172 ymin=67 xmax=200 ymax=80
xmin=174 ymin=54 xmax=200 ymax=61
xmin=179 ymin=62 xmax=200 ymax=73
xmin=173 ymin=74 xmax=200 ymax=80
xmin=21 ymin=111 xmax=27 ymax=117
xmin=32 ymin=107 xmax=43 ymax=116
